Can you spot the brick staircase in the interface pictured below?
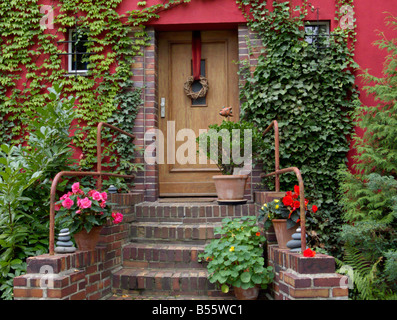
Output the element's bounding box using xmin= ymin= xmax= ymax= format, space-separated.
xmin=111 ymin=201 xmax=259 ymax=299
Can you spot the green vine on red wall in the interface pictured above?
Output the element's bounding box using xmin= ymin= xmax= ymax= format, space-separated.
xmin=0 ymin=0 xmax=190 ymax=171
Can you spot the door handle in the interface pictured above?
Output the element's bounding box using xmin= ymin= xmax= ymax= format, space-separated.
xmin=160 ymin=97 xmax=166 ymax=118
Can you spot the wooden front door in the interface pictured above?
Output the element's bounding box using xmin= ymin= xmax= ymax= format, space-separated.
xmin=158 ymin=30 xmax=239 ymax=196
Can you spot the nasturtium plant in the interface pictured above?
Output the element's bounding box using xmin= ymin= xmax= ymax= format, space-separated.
xmin=199 ymin=216 xmax=274 ymax=292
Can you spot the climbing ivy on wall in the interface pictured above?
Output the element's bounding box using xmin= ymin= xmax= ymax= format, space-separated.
xmin=0 ymin=0 xmax=189 ymax=171
xmin=236 ymin=0 xmax=360 ymax=257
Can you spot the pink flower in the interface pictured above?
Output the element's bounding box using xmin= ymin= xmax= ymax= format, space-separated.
xmin=92 ymin=191 xmax=102 ymax=201
xmin=76 ymin=210 xmax=81 ymax=214
xmin=72 ymin=182 xmax=81 ymax=194
xmin=55 ymin=204 xmax=61 ymax=211
xmin=101 ymin=192 xmax=108 ymax=201
xmin=100 ymin=200 xmax=106 ymax=208
xmin=62 ymin=197 xmax=74 ymax=209
xmin=112 ymin=212 xmax=123 ymax=224
xmin=78 ymin=197 xmax=92 ymax=209
xmin=60 ymin=192 xmax=72 ymax=201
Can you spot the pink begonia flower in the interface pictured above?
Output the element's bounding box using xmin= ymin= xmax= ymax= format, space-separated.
xmin=76 ymin=210 xmax=81 ymax=214
xmin=72 ymin=182 xmax=80 ymax=193
xmin=62 ymin=197 xmax=74 ymax=209
xmin=112 ymin=212 xmax=123 ymax=224
xmin=101 ymin=192 xmax=108 ymax=201
xmin=92 ymin=191 xmax=102 ymax=201
xmin=78 ymin=197 xmax=92 ymax=209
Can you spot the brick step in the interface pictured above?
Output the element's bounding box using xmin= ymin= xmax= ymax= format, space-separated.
xmin=134 ymin=202 xmax=257 ymax=223
xmin=130 ymin=221 xmax=221 ymax=243
xmin=111 ymin=267 xmax=234 ymax=298
xmin=122 ymin=243 xmax=206 ymax=269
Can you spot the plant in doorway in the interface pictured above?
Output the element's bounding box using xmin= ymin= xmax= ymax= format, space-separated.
xmin=199 ymin=216 xmax=274 ymax=300
xmin=196 ymin=118 xmax=265 ymax=203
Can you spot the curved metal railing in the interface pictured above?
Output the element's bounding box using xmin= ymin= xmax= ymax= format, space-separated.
xmin=261 ymin=120 xmax=307 ymax=253
xmin=48 ymin=122 xmax=136 ymax=255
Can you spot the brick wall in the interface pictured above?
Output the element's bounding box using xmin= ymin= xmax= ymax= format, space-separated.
xmin=13 ymin=193 xmax=143 ymax=300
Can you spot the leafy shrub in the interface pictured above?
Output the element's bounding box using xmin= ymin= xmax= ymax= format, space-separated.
xmin=0 ymin=85 xmax=76 ymax=299
xmin=337 ymin=15 xmax=397 ymax=299
xmin=199 ymin=216 xmax=274 ymax=293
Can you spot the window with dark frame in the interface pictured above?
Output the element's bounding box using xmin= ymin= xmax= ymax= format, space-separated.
xmin=68 ymin=29 xmax=89 ymax=73
xmin=304 ymin=21 xmax=330 ymax=46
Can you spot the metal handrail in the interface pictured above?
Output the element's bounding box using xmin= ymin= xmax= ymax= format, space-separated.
xmin=48 ymin=122 xmax=136 ymax=255
xmin=261 ymin=120 xmax=307 ymax=253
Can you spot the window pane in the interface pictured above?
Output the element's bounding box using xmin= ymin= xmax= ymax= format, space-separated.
xmin=70 ymin=31 xmax=88 ymax=72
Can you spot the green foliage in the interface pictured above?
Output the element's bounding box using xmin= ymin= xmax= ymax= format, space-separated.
xmin=197 ymin=120 xmax=265 ymax=175
xmin=199 ymin=216 xmax=274 ymax=292
xmin=236 ymin=0 xmax=359 ymax=256
xmin=337 ymin=15 xmax=397 ymax=299
xmin=0 ymin=0 xmax=189 ymax=172
xmin=0 ymin=86 xmax=76 ymax=300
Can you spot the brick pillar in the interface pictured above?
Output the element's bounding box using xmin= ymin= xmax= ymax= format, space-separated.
xmin=238 ymin=24 xmax=265 ymax=201
xmin=13 ymin=193 xmax=143 ymax=300
xmin=131 ymin=27 xmax=159 ymax=202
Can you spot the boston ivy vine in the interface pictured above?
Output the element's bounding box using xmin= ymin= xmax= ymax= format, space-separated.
xmin=0 ymin=0 xmax=189 ymax=172
xmin=236 ymin=0 xmax=359 ymax=257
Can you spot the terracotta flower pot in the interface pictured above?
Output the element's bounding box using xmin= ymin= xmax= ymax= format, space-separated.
xmin=272 ymin=219 xmax=298 ymax=249
xmin=233 ymin=286 xmax=259 ymax=300
xmin=213 ymin=174 xmax=248 ymax=201
xmin=73 ymin=226 xmax=103 ymax=251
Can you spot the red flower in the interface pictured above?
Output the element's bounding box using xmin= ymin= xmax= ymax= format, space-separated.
xmin=286 ymin=191 xmax=293 ymax=197
xmin=312 ymin=205 xmax=318 ymax=213
xmin=293 ymin=200 xmax=300 ymax=209
xmin=294 ymin=185 xmax=300 ymax=195
xmin=282 ymin=195 xmax=293 ymax=207
xmin=256 ymin=232 xmax=261 ymax=236
xmin=303 ymin=248 xmax=316 ymax=257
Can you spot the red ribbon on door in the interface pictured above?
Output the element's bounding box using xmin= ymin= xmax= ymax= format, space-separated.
xmin=192 ymin=31 xmax=201 ymax=81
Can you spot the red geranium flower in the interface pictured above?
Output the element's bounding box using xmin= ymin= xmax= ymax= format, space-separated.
xmin=303 ymin=248 xmax=316 ymax=257
xmin=282 ymin=195 xmax=293 ymax=206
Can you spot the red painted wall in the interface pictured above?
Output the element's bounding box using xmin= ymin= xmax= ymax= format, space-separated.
xmin=29 ymin=0 xmax=397 ymax=169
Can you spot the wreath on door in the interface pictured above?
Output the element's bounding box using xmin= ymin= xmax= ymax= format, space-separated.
xmin=184 ymin=75 xmax=209 ymax=100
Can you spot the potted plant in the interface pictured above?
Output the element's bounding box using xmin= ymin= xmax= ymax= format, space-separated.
xmin=55 ymin=182 xmax=123 ymax=251
xmin=199 ymin=216 xmax=274 ymax=300
xmin=258 ymin=185 xmax=318 ymax=248
xmin=196 ymin=118 xmax=265 ymax=203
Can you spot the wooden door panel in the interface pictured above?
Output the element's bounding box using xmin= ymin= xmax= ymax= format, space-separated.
xmin=158 ymin=30 xmax=238 ymax=196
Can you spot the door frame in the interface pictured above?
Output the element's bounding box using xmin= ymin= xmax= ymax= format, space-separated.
xmin=131 ymin=25 xmax=258 ymax=202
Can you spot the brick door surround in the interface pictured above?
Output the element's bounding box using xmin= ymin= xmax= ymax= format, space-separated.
xmin=131 ymin=25 xmax=264 ymax=202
